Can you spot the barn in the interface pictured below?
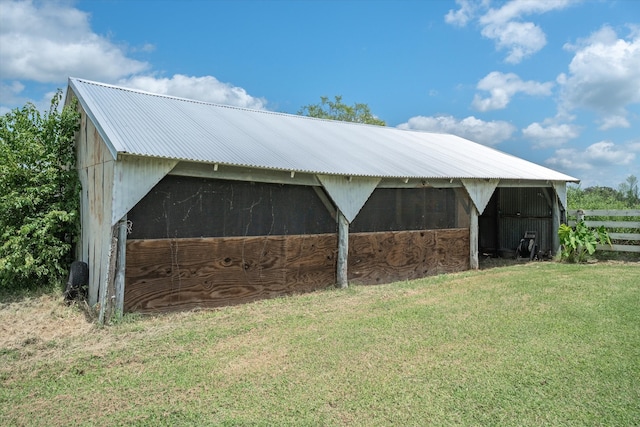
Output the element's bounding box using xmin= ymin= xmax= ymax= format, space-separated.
xmin=66 ymin=78 xmax=578 ymax=315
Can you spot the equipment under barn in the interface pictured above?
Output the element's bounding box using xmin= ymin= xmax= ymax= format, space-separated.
xmin=66 ymin=78 xmax=578 ymax=315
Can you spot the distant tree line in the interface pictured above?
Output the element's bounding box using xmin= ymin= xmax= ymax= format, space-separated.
xmin=567 ymin=175 xmax=639 ymax=210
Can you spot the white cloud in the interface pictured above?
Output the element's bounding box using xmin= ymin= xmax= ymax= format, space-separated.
xmin=559 ymin=26 xmax=640 ymax=129
xmin=479 ymin=0 xmax=577 ymax=25
xmin=522 ymin=120 xmax=580 ymax=148
xmin=0 ymin=2 xmax=266 ymax=112
xmin=472 ymin=71 xmax=553 ymax=111
xmin=445 ymin=0 xmax=483 ymax=27
xmin=546 ymin=140 xmax=635 ymax=171
xmin=397 ymin=114 xmax=516 ymax=146
xmin=446 ymin=0 xmax=580 ymax=63
xmin=0 ymin=80 xmax=25 ymax=104
xmin=481 ymin=20 xmax=546 ymax=64
xmin=0 ymin=0 xmax=149 ymax=83
xmin=597 ymin=115 xmax=630 ymax=131
xmin=119 ymin=74 xmax=267 ymax=109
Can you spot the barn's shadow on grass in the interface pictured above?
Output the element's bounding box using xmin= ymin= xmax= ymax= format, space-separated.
xmin=479 ymin=255 xmax=534 ymax=270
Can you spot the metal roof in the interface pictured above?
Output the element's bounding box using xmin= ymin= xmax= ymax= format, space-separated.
xmin=68 ymin=78 xmax=579 ymax=182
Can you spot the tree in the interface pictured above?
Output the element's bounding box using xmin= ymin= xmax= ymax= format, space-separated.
xmin=618 ymin=175 xmax=639 ymax=205
xmin=567 ymin=176 xmax=640 ymax=210
xmin=298 ymin=95 xmax=386 ymax=126
xmin=0 ymin=91 xmax=80 ymax=291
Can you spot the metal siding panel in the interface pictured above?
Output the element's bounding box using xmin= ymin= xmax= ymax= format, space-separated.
xmin=499 ymin=188 xmax=551 ymax=217
xmin=500 ymin=217 xmax=552 ymax=254
xmin=317 ymin=175 xmax=380 ymax=223
xmin=553 ymin=181 xmax=567 ymax=209
xmin=70 ymin=78 xmax=579 ymax=182
xmin=461 ymin=179 xmax=499 ymax=214
xmin=497 ymin=188 xmax=553 ymax=255
xmin=111 ymin=156 xmax=178 ymax=225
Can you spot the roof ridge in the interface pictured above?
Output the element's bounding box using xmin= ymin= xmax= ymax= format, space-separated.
xmin=68 ymin=77 xmax=395 ymax=129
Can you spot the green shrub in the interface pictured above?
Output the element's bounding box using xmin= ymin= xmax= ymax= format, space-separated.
xmin=558 ymin=220 xmax=612 ymax=263
xmin=0 ymin=91 xmax=80 ymax=291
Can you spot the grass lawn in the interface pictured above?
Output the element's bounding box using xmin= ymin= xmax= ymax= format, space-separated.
xmin=1 ymin=262 xmax=639 ymax=426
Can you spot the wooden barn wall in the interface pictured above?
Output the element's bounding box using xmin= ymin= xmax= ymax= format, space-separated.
xmin=123 ymin=175 xmax=472 ymax=313
xmin=124 ymin=228 xmax=470 ymax=313
xmin=125 ymin=234 xmax=338 ymax=313
xmin=348 ymin=228 xmax=470 ymax=286
xmin=76 ymin=106 xmax=114 ymax=305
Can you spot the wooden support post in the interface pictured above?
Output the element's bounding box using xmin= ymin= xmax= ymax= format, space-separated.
xmin=98 ymin=230 xmax=118 ymax=325
xmin=552 ymin=193 xmax=561 ymax=257
xmin=470 ymin=204 xmax=479 ymax=269
xmin=114 ymin=217 xmax=128 ymax=318
xmin=337 ymin=210 xmax=349 ymax=288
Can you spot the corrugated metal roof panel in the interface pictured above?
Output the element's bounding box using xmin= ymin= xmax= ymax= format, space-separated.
xmin=69 ymin=78 xmax=579 ymax=182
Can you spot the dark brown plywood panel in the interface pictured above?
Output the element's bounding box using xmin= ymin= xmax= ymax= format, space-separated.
xmin=435 ymin=228 xmax=471 ymax=273
xmin=348 ymin=230 xmax=438 ymax=285
xmin=125 ymin=234 xmax=337 ymax=313
xmin=125 ymin=229 xmax=471 ymax=313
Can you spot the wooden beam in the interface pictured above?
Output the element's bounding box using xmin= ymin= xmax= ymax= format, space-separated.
xmin=169 ymin=161 xmax=321 ymax=187
xmin=337 ymin=210 xmax=349 ymax=288
xmin=98 ymin=231 xmax=117 ymax=325
xmin=470 ymin=204 xmax=479 ymax=269
xmin=114 ymin=217 xmax=128 ymax=318
xmin=597 ymin=243 xmax=640 ymax=253
xmin=313 ymin=186 xmax=337 ymax=222
xmin=552 ymin=191 xmax=560 ymax=256
xmin=568 ymin=209 xmax=640 ymax=217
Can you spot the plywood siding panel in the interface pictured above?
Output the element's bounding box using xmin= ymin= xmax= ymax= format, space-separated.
xmin=284 ymin=234 xmax=337 ymax=293
xmin=435 ymin=228 xmax=470 ymax=273
xmin=348 ymin=230 xmax=438 ymax=285
xmin=125 ymin=235 xmax=336 ymax=313
xmin=125 ymin=229 xmax=471 ymax=313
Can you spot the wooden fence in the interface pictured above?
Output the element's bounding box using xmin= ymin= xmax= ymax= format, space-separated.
xmin=567 ymin=209 xmax=640 ymax=253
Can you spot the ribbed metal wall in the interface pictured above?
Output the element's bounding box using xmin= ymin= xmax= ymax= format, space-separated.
xmin=498 ymin=188 xmax=552 ymax=254
xmin=479 ymin=188 xmax=554 ymax=256
xmin=499 ymin=217 xmax=552 ymax=255
xmin=500 ymin=188 xmax=551 ymax=217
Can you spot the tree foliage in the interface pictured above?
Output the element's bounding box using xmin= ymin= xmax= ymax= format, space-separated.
xmin=0 ymin=91 xmax=80 ymax=291
xmin=618 ymin=175 xmax=639 ymax=205
xmin=298 ymin=95 xmax=386 ymax=126
xmin=567 ymin=176 xmax=640 ymax=210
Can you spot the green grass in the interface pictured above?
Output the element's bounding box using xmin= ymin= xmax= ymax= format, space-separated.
xmin=1 ymin=262 xmax=639 ymax=426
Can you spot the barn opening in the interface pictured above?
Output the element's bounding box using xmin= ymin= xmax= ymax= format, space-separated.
xmin=479 ymin=187 xmax=564 ymax=258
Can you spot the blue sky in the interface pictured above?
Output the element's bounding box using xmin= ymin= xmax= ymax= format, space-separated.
xmin=1 ymin=0 xmax=639 ymax=188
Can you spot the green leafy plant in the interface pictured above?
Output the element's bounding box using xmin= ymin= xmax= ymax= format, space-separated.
xmin=298 ymin=95 xmax=386 ymax=125
xmin=0 ymin=91 xmax=80 ymax=291
xmin=558 ymin=220 xmax=612 ymax=263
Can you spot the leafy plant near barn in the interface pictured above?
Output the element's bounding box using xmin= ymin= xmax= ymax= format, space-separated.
xmin=558 ymin=220 xmax=611 ymax=263
xmin=0 ymin=91 xmax=80 ymax=291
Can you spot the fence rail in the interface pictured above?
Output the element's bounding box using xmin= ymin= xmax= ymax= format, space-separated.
xmin=568 ymin=209 xmax=640 ymax=253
